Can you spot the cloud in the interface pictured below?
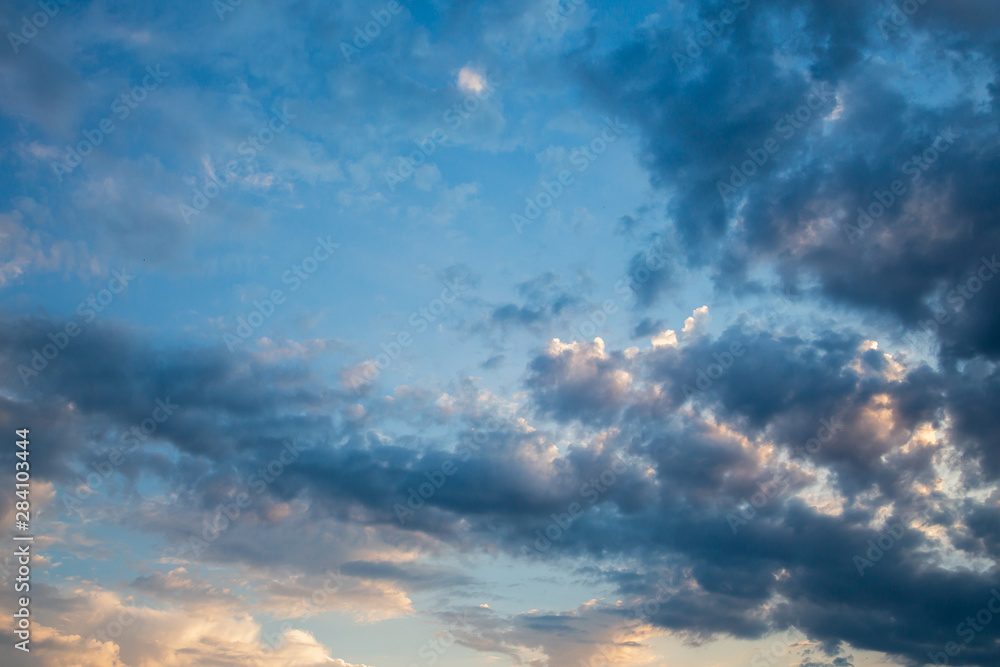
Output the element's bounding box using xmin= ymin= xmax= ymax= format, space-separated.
xmin=458 ymin=66 xmax=487 ymax=94
xmin=0 ymin=573 xmax=373 ymax=667
xmin=2 ymin=2 xmax=1000 ymax=665
xmin=571 ymin=0 xmax=1000 ymax=364
xmin=682 ymin=305 xmax=710 ymax=339
xmin=0 ymin=304 xmax=998 ymax=665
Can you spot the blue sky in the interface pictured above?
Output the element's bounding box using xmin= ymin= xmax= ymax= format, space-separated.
xmin=1 ymin=0 xmax=1000 ymax=666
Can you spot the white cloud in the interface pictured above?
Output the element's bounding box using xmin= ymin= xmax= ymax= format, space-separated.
xmin=457 ymin=66 xmax=486 ymax=93
xmin=682 ymin=305 xmax=710 ymax=339
xmin=651 ymin=329 xmax=678 ymax=348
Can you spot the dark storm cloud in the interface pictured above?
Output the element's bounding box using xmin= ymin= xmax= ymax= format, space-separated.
xmin=512 ymin=322 xmax=999 ymax=664
xmin=571 ymin=0 xmax=1000 ymax=362
xmin=941 ymin=360 xmax=1000 ymax=482
xmin=0 ymin=315 xmax=337 ymax=482
xmin=1 ymin=296 xmax=998 ymax=664
xmin=962 ymin=498 xmax=1000 ymax=562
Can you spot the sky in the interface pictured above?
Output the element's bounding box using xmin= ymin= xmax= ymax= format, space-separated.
xmin=0 ymin=0 xmax=999 ymax=666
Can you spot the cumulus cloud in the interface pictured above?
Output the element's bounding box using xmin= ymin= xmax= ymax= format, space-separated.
xmin=3 ymin=0 xmax=1000 ymax=665
xmin=0 ymin=574 xmax=373 ymax=667
xmin=0 ymin=312 xmax=996 ymax=664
